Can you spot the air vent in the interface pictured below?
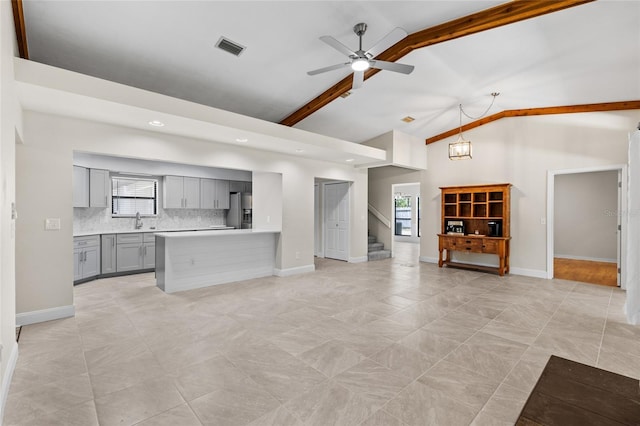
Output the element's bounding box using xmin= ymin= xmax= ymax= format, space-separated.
xmin=215 ymin=37 xmax=246 ymax=57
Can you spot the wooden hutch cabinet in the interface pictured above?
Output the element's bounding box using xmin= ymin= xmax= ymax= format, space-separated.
xmin=438 ymin=183 xmax=511 ymax=276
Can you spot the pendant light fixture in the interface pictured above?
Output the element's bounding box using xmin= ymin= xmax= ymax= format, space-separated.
xmin=449 ymin=92 xmax=499 ymax=160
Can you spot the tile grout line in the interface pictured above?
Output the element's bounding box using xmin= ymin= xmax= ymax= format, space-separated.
xmin=595 ymin=288 xmax=614 ymax=367
xmin=468 ymin=280 xmax=576 ymax=423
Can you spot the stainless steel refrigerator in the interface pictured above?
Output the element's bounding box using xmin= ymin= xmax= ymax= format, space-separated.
xmin=227 ymin=193 xmax=252 ymax=229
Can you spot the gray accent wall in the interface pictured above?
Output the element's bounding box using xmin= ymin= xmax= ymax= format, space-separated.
xmin=554 ymin=170 xmax=619 ymax=262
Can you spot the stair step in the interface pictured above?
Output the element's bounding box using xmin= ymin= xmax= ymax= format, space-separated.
xmin=367 ymin=235 xmax=376 ymax=244
xmin=368 ymin=250 xmax=391 ymax=261
xmin=368 ymin=242 xmax=384 ymax=252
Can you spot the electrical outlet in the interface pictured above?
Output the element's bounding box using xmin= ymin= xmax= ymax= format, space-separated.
xmin=540 ymin=217 xmax=546 ymax=225
xmin=267 ymin=215 xmax=270 ymax=223
xmin=295 ymin=251 xmax=300 ymax=259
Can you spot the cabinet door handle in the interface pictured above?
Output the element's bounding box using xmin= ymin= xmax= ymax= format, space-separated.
xmin=105 ymin=195 xmax=108 ymax=206
xmin=112 ymin=238 xmax=115 ymax=247
xmin=79 ymin=252 xmax=83 ymax=264
xmin=144 ymin=246 xmax=147 ymax=256
xmin=84 ymin=251 xmax=87 ymax=261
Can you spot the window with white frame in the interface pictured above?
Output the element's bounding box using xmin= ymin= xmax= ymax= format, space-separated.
xmin=111 ymin=177 xmax=158 ymax=217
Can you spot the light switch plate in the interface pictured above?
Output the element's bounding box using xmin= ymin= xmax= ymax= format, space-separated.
xmin=45 ymin=218 xmax=61 ymax=230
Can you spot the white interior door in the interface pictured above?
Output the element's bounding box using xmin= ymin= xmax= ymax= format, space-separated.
xmin=324 ymin=182 xmax=349 ymax=261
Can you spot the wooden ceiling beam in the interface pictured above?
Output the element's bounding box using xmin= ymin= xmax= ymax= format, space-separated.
xmin=425 ymin=100 xmax=640 ymax=145
xmin=11 ymin=0 xmax=29 ymax=59
xmin=279 ymin=0 xmax=595 ymax=127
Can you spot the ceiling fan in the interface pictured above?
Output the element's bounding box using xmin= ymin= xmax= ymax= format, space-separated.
xmin=308 ymin=23 xmax=415 ymax=89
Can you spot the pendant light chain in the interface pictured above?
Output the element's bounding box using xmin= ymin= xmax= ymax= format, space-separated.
xmin=460 ymin=92 xmax=500 ymax=120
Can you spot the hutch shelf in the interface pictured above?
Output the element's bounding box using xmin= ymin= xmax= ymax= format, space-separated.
xmin=438 ymin=183 xmax=512 ymax=276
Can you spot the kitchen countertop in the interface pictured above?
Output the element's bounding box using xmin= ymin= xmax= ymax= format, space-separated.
xmin=155 ymin=229 xmax=280 ymax=238
xmin=73 ymin=226 xmax=234 ymax=237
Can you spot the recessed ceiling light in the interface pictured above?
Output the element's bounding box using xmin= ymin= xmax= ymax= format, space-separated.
xmin=401 ymin=116 xmax=415 ymax=123
xmin=148 ymin=120 xmax=165 ymax=127
xmin=345 ymin=158 xmax=355 ymax=162
xmin=235 ymin=138 xmax=248 ymax=142
xmin=296 ymin=149 xmax=304 ymax=153
xmin=339 ymin=91 xmax=352 ymax=99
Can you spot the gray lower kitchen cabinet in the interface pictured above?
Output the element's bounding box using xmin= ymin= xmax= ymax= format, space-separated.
xmin=143 ymin=242 xmax=155 ymax=269
xmin=101 ymin=234 xmax=117 ymax=274
xmin=116 ymin=242 xmax=144 ymax=272
xmin=74 ymin=235 xmax=100 ymax=282
xmin=116 ymin=233 xmax=155 ymax=272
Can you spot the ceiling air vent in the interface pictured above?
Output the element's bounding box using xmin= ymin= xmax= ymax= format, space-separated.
xmin=215 ymin=37 xmax=246 ymax=57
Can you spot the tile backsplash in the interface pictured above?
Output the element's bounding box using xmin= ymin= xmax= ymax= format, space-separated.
xmin=73 ymin=207 xmax=226 ymax=234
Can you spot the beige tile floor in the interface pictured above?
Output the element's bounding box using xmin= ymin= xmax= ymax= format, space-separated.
xmin=5 ymin=242 xmax=639 ymax=426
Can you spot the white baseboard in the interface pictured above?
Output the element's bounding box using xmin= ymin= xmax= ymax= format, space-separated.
xmin=509 ymin=267 xmax=548 ymax=279
xmin=349 ymin=256 xmax=368 ymax=263
xmin=554 ymin=254 xmax=617 ymax=263
xmin=1 ymin=342 xmax=18 ymax=424
xmin=419 ymin=256 xmax=438 ymax=264
xmin=16 ymin=305 xmax=75 ymax=326
xmin=274 ymin=264 xmax=315 ymax=277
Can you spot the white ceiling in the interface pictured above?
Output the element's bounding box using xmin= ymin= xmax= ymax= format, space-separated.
xmin=21 ymin=1 xmax=640 ymax=144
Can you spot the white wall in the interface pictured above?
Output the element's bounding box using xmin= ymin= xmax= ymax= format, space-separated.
xmin=421 ymin=111 xmax=637 ymax=277
xmin=16 ymin=111 xmax=368 ymax=316
xmin=555 ymin=170 xmax=618 ymax=262
xmin=0 ymin=0 xmax=20 ymax=416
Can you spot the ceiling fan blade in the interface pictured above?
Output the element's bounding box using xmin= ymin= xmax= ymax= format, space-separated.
xmin=352 ymin=71 xmax=364 ymax=90
xmin=319 ymin=35 xmax=357 ymax=57
xmin=370 ymin=60 xmax=415 ymax=74
xmin=307 ymin=62 xmax=350 ymax=76
xmin=365 ymin=27 xmax=407 ymax=58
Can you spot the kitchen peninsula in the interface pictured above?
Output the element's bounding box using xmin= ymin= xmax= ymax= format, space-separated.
xmin=155 ymin=228 xmax=280 ymax=293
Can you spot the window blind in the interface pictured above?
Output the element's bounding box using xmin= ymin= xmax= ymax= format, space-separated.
xmin=112 ymin=177 xmax=158 ymax=216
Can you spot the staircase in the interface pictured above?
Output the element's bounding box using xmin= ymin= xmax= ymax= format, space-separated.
xmin=368 ymin=235 xmax=391 ymax=261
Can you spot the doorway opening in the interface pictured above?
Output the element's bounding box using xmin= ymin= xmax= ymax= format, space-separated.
xmin=547 ymin=166 xmax=626 ymax=287
xmin=393 ymin=183 xmax=420 ymax=243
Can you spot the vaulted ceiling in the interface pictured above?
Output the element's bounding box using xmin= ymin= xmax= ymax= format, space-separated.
xmin=15 ymin=0 xmax=640 ymax=144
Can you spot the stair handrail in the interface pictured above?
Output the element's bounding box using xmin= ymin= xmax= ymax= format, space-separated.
xmin=368 ymin=203 xmax=391 ymax=229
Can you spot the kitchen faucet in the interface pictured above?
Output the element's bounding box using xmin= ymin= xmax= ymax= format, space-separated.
xmin=135 ymin=212 xmax=143 ymax=229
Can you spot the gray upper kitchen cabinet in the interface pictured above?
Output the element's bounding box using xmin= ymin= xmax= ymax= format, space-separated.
xmin=200 ymin=178 xmax=230 ymax=209
xmin=216 ymin=179 xmax=230 ymax=209
xmin=101 ymin=234 xmax=117 ymax=274
xmin=163 ymin=175 xmax=200 ymax=209
xmin=89 ymin=169 xmax=110 ymax=208
xmin=74 ymin=166 xmax=109 ymax=208
xmin=229 ymin=180 xmax=252 ymax=193
xmin=73 ymin=166 xmax=89 ymax=208
xmin=74 ymin=235 xmax=100 ymax=282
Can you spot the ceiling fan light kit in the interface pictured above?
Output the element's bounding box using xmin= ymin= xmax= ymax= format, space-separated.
xmin=308 ymin=22 xmax=414 ymax=90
